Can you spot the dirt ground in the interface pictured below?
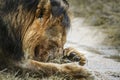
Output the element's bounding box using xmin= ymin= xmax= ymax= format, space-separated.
xmin=65 ymin=18 xmax=120 ymax=80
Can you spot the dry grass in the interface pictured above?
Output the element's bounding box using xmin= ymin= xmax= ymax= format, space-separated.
xmin=68 ymin=0 xmax=120 ymax=46
xmin=105 ymin=54 xmax=120 ymax=62
xmin=109 ymin=55 xmax=120 ymax=62
xmin=0 ymin=73 xmax=66 ymax=80
xmin=0 ymin=68 xmax=73 ymax=80
xmin=0 ymin=56 xmax=73 ymax=80
xmin=68 ymin=0 xmax=120 ymax=62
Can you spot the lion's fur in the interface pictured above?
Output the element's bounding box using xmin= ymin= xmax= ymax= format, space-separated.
xmin=0 ymin=0 xmax=91 ymax=78
xmin=0 ymin=0 xmax=70 ymax=61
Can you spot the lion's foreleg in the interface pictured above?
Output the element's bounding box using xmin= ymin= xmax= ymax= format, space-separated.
xmin=18 ymin=60 xmax=91 ymax=78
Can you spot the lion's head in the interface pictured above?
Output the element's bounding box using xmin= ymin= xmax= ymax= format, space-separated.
xmin=0 ymin=0 xmax=70 ymax=62
xmin=23 ymin=0 xmax=70 ymax=62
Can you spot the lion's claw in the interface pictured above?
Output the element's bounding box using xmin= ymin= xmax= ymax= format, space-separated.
xmin=63 ymin=47 xmax=87 ymax=66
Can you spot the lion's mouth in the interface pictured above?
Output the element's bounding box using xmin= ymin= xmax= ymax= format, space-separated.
xmin=34 ymin=45 xmax=49 ymax=62
xmin=34 ymin=44 xmax=62 ymax=62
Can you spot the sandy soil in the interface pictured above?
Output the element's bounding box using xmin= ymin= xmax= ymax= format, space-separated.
xmin=65 ymin=18 xmax=120 ymax=80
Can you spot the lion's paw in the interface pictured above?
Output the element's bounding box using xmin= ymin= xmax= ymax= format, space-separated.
xmin=61 ymin=63 xmax=93 ymax=79
xmin=63 ymin=47 xmax=86 ymax=65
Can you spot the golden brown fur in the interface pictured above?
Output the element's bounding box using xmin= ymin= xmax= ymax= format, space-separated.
xmin=0 ymin=0 xmax=92 ymax=78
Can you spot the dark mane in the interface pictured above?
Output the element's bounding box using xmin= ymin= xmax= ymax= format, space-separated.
xmin=0 ymin=0 xmax=70 ymax=33
xmin=0 ymin=0 xmax=40 ymax=60
xmin=1 ymin=0 xmax=39 ymax=13
xmin=51 ymin=0 xmax=70 ymax=28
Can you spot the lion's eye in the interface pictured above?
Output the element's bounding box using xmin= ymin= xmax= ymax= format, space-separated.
xmin=46 ymin=26 xmax=58 ymax=37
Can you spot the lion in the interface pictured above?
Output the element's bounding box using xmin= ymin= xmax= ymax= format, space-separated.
xmin=0 ymin=0 xmax=92 ymax=79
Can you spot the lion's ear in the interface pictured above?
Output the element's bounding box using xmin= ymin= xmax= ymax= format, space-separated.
xmin=35 ymin=0 xmax=51 ymax=19
xmin=51 ymin=0 xmax=69 ymax=17
xmin=35 ymin=0 xmax=69 ymax=18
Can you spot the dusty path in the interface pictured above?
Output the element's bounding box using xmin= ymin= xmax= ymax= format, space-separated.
xmin=65 ymin=18 xmax=120 ymax=80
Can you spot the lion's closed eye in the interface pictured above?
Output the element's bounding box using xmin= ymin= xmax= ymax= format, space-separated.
xmin=46 ymin=26 xmax=58 ymax=37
